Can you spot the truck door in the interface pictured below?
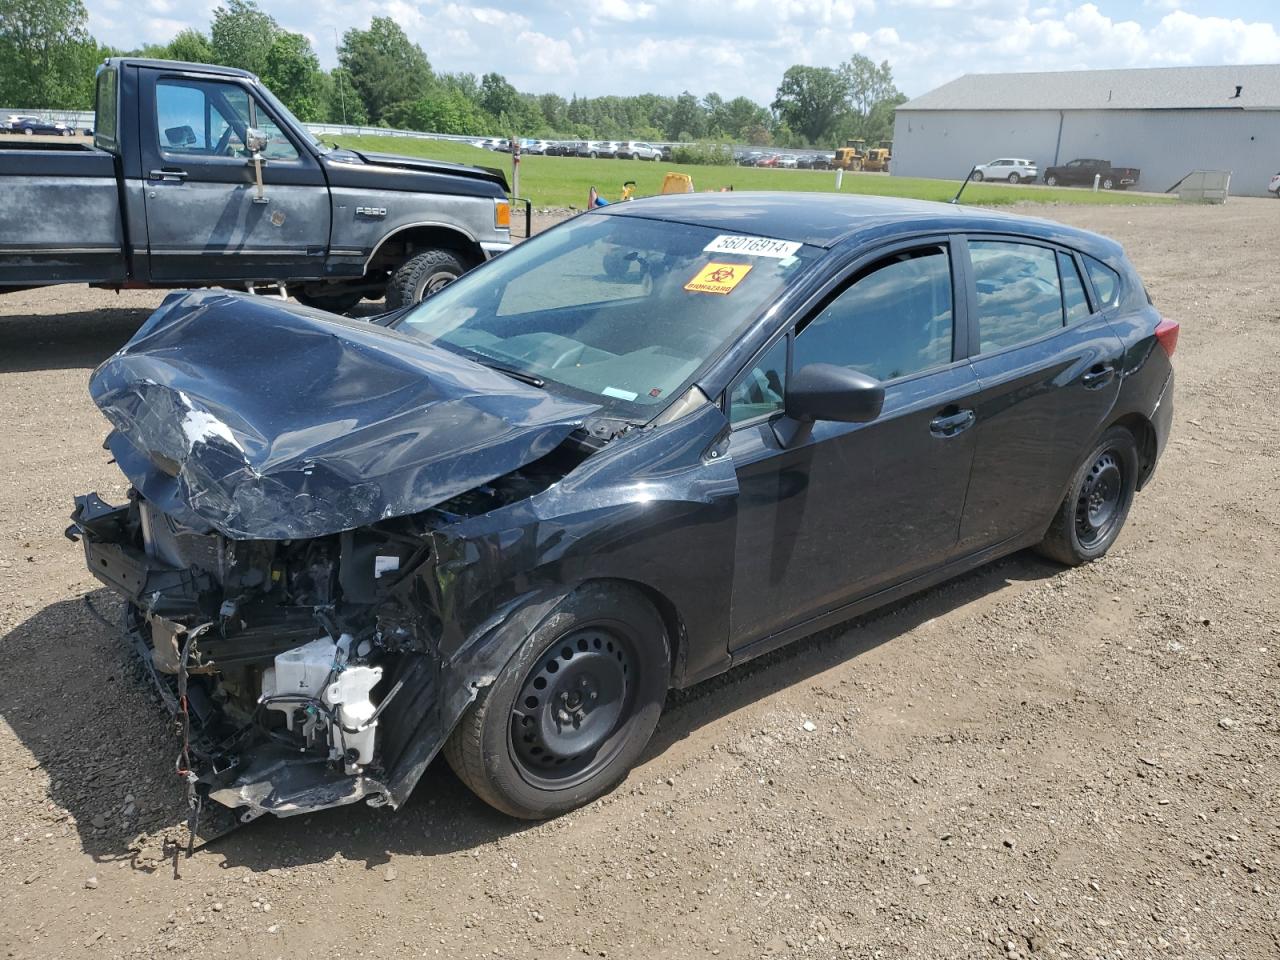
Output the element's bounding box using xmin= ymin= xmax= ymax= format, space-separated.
xmin=138 ymin=69 xmax=330 ymax=284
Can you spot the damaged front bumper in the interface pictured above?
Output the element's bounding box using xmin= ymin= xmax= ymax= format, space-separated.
xmin=68 ymin=491 xmax=452 ymax=823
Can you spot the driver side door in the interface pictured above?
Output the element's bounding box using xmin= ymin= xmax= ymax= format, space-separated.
xmin=138 ymin=70 xmax=330 ymax=284
xmin=726 ymin=240 xmax=982 ymax=651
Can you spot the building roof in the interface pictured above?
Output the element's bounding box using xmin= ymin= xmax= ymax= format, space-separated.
xmin=899 ymin=63 xmax=1280 ymax=112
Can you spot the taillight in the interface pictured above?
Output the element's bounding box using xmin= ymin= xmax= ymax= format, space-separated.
xmin=1154 ymin=317 xmax=1179 ymax=357
xmin=494 ymin=198 xmax=511 ymax=229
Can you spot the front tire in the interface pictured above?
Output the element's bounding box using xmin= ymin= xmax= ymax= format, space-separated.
xmin=1036 ymin=426 xmax=1139 ymax=566
xmin=444 ymin=583 xmax=670 ymax=820
xmin=972 ymin=170 xmax=984 ymax=182
xmin=1008 ymin=172 xmax=1020 ymax=184
xmin=1045 ymin=174 xmax=1058 ymax=186
xmin=385 ymin=248 xmax=468 ymax=310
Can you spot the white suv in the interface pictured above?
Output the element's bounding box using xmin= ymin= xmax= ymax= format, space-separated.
xmin=1269 ymin=172 xmax=1280 ymax=198
xmin=616 ymin=140 xmax=661 ymax=161
xmin=973 ymin=158 xmax=1038 ymax=183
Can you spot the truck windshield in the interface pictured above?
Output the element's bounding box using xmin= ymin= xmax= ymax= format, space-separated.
xmin=392 ymin=213 xmax=821 ymax=418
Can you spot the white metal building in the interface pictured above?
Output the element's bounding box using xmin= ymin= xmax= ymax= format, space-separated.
xmin=892 ymin=64 xmax=1280 ymax=197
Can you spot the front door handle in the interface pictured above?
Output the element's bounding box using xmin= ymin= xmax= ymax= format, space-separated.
xmin=929 ymin=408 xmax=975 ymax=438
xmin=1081 ymin=364 xmax=1116 ymax=389
xmin=148 ymin=168 xmax=188 ymax=182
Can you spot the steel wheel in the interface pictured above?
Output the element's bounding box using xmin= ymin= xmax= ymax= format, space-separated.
xmin=508 ymin=627 xmax=636 ymax=790
xmin=1074 ymin=449 xmax=1124 ymax=549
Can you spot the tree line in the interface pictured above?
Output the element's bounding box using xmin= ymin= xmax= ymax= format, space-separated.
xmin=0 ymin=0 xmax=907 ymax=148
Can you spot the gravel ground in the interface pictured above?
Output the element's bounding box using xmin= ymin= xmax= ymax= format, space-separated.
xmin=0 ymin=200 xmax=1277 ymax=960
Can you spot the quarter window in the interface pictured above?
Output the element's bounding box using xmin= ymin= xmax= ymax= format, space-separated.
xmin=729 ymin=336 xmax=788 ymax=424
xmin=794 ymin=246 xmax=954 ymax=383
xmin=1083 ymin=256 xmax=1122 ymax=309
xmin=969 ymin=240 xmax=1064 ymax=352
xmin=1059 ymin=252 xmax=1091 ymax=324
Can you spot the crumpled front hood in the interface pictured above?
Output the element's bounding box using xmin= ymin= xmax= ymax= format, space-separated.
xmin=90 ymin=291 xmax=599 ymax=540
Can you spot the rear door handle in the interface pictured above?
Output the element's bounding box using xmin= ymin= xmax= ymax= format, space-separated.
xmin=1081 ymin=364 xmax=1116 ymax=389
xmin=148 ymin=168 xmax=188 ymax=182
xmin=929 ymin=408 xmax=975 ymax=438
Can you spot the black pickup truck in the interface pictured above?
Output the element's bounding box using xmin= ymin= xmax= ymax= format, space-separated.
xmin=1042 ymin=158 xmax=1140 ymax=191
xmin=0 ymin=58 xmax=523 ymax=312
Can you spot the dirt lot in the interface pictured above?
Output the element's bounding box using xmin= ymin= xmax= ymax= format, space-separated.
xmin=1 ymin=200 xmax=1277 ymax=960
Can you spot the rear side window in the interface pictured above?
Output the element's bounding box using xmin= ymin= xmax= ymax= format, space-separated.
xmin=969 ymin=240 xmax=1064 ymax=352
xmin=795 ymin=246 xmax=953 ymax=382
xmin=94 ymin=67 xmax=118 ymax=150
xmin=1059 ymin=252 xmax=1091 ymax=324
xmin=1084 ymin=256 xmax=1122 ymax=309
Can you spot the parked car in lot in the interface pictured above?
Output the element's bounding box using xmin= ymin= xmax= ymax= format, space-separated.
xmin=757 ymin=153 xmax=779 ymax=168
xmin=777 ymin=154 xmax=798 ymax=168
xmin=616 ymin=140 xmax=661 ymax=160
xmin=5 ymin=114 xmax=72 ymax=136
xmin=1268 ymin=172 xmax=1280 ymax=197
xmin=69 ymin=191 xmax=1176 ymax=825
xmin=1043 ymin=158 xmax=1140 ymax=190
xmin=575 ymin=140 xmax=604 ymax=158
xmin=972 ymin=158 xmax=1038 ymax=183
xmin=0 ymin=58 xmax=521 ymax=313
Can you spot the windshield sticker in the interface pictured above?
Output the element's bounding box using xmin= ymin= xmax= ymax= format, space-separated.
xmin=685 ymin=262 xmax=753 ymax=295
xmin=703 ymin=235 xmax=803 ymax=259
xmin=602 ymin=386 xmax=639 ymax=401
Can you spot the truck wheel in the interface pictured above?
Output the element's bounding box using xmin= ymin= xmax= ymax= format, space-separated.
xmin=1102 ymin=178 xmax=1115 ymax=190
xmin=1045 ymin=175 xmax=1057 ymax=186
xmin=385 ymin=248 xmax=468 ymax=309
xmin=294 ymin=288 xmax=364 ymax=314
xmin=443 ymin=582 xmax=670 ymax=820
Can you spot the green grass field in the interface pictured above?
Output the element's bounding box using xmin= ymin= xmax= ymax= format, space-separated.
xmin=331 ymin=135 xmax=1173 ymax=210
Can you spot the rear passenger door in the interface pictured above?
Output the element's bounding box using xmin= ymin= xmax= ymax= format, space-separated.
xmin=956 ymin=238 xmax=1125 ymax=551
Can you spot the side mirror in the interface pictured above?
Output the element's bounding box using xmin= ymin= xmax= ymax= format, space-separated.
xmin=775 ymin=363 xmax=884 ymax=447
xmin=244 ymin=126 xmax=269 ymax=154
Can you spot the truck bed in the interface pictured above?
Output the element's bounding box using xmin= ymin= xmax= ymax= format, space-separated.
xmin=0 ymin=143 xmax=125 ymax=287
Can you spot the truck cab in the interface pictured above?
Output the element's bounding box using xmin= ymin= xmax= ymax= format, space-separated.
xmin=0 ymin=58 xmax=521 ymax=312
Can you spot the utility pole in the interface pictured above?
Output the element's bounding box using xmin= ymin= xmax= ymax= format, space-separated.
xmin=333 ymin=27 xmax=348 ymax=125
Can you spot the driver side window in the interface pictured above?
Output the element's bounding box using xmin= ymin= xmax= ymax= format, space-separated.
xmin=155 ymin=78 xmax=297 ymax=161
xmin=794 ymin=246 xmax=954 ymax=383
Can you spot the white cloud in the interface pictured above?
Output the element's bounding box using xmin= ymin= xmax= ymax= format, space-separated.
xmin=591 ymin=0 xmax=657 ymax=22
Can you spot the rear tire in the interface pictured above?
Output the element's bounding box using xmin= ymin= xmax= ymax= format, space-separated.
xmin=1102 ymin=178 xmax=1115 ymax=190
xmin=443 ymin=583 xmax=670 ymax=820
xmin=1036 ymin=426 xmax=1138 ymax=566
xmin=385 ymin=248 xmax=468 ymax=310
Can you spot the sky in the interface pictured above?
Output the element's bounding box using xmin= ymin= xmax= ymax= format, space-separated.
xmin=83 ymin=0 xmax=1280 ymax=102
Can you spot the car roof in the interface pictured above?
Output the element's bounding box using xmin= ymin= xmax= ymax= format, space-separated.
xmin=594 ymin=191 xmax=1122 ymax=257
xmin=104 ymin=57 xmax=257 ymax=80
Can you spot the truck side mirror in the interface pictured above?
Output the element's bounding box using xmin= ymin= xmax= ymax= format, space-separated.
xmin=244 ymin=127 xmax=269 ymax=204
xmin=244 ymin=127 xmax=269 ymax=154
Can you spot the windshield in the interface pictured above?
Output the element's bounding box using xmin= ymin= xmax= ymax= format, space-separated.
xmin=393 ymin=213 xmax=821 ymax=417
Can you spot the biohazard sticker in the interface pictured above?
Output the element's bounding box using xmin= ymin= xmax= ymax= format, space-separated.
xmin=685 ymin=262 xmax=752 ymax=295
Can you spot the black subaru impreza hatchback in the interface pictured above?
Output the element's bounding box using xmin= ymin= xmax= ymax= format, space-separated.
xmin=69 ymin=193 xmax=1176 ymax=823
